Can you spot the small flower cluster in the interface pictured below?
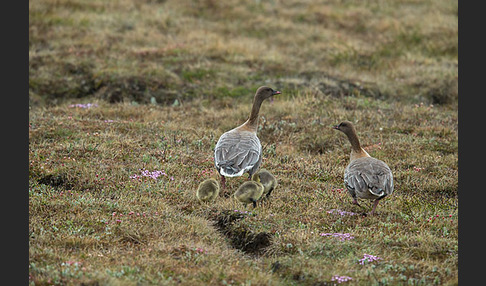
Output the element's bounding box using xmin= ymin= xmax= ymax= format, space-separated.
xmin=199 ymin=168 xmax=214 ymax=177
xmin=69 ymin=103 xmax=98 ymax=109
xmin=170 ymin=244 xmax=207 ymax=258
xmin=61 ymin=261 xmax=82 ymax=267
xmin=331 ymin=275 xmax=352 ymax=283
xmin=364 ymin=142 xmax=382 ymax=152
xmin=327 ymin=209 xmax=357 ymax=216
xmin=234 ymin=209 xmax=253 ymax=215
xmin=413 ymin=166 xmax=424 ymax=172
xmin=130 ymin=169 xmax=171 ymax=180
xmin=194 ymin=247 xmax=206 ymax=254
xmin=60 ymin=260 xmax=86 ymax=273
xmin=51 ymin=190 xmax=76 ymax=198
xmin=427 ymin=214 xmax=454 ymax=223
xmin=414 ymin=102 xmax=434 ymax=110
xmin=330 ymin=188 xmax=345 ymax=193
xmin=320 ymin=232 xmax=355 ymax=241
xmin=358 ymin=254 xmax=381 ymax=265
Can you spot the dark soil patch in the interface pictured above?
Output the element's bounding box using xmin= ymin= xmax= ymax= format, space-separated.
xmin=276 ymin=71 xmax=384 ymax=99
xmin=29 ymin=61 xmax=101 ymax=106
xmin=94 ymin=76 xmax=179 ymax=105
xmin=210 ymin=209 xmax=272 ymax=256
xmin=29 ymin=58 xmax=182 ymax=106
xmin=37 ymin=173 xmax=75 ymax=191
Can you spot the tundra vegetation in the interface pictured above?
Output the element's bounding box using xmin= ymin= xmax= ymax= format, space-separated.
xmin=29 ymin=0 xmax=457 ymax=285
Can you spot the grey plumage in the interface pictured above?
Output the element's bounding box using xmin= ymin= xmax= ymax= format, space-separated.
xmin=214 ymin=129 xmax=262 ymax=177
xmin=344 ymin=157 xmax=393 ymax=201
xmin=333 ymin=120 xmax=394 ymax=215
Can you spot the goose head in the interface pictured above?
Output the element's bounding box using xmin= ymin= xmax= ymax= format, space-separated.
xmin=332 ymin=120 xmax=355 ymax=135
xmin=255 ymin=86 xmax=281 ymax=101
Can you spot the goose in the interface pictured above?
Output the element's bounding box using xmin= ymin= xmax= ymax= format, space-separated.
xmin=214 ymin=86 xmax=281 ymax=191
xmin=234 ymin=173 xmax=264 ymax=208
xmin=196 ymin=178 xmax=220 ymax=202
xmin=333 ymin=121 xmax=393 ymax=215
xmin=254 ymin=169 xmax=277 ymax=199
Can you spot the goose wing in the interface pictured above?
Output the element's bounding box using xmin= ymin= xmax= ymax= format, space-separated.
xmin=344 ymin=157 xmax=393 ymax=199
xmin=214 ymin=129 xmax=262 ymax=177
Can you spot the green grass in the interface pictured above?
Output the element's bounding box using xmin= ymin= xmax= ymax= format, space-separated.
xmin=29 ymin=96 xmax=457 ymax=285
xmin=29 ymin=0 xmax=457 ymax=107
xmin=29 ymin=0 xmax=457 ymax=285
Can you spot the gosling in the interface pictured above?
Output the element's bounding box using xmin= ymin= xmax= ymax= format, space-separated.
xmin=234 ymin=173 xmax=264 ymax=208
xmin=196 ymin=178 xmax=220 ymax=203
xmin=254 ymin=169 xmax=277 ymax=199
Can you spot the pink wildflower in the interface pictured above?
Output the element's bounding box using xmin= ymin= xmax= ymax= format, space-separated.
xmin=358 ymin=254 xmax=381 ymax=265
xmin=331 ymin=275 xmax=352 ymax=283
xmin=320 ymin=233 xmax=354 ymax=241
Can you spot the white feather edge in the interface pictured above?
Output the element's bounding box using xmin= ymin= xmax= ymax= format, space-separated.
xmin=218 ymin=165 xmax=254 ymax=177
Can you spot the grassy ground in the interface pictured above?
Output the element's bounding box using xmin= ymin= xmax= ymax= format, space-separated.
xmin=29 ymin=0 xmax=457 ymax=107
xmin=29 ymin=0 xmax=458 ymax=285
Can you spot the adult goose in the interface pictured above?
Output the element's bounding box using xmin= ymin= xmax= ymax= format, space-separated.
xmin=214 ymin=86 xmax=281 ymax=191
xmin=333 ymin=121 xmax=394 ymax=215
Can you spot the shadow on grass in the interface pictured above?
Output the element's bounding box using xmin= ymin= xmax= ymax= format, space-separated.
xmin=209 ymin=209 xmax=272 ymax=256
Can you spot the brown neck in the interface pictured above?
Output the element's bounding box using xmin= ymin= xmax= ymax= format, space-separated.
xmin=345 ymin=131 xmax=362 ymax=153
xmin=243 ymin=95 xmax=264 ymax=132
xmin=345 ymin=130 xmax=370 ymax=161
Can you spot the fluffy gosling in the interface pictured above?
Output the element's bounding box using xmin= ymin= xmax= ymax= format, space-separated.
xmin=196 ymin=178 xmax=220 ymax=203
xmin=254 ymin=169 xmax=277 ymax=199
xmin=234 ymin=173 xmax=264 ymax=208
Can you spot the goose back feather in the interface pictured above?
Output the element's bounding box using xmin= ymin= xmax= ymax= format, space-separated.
xmin=214 ymin=128 xmax=262 ymax=177
xmin=344 ymin=157 xmax=393 ymax=200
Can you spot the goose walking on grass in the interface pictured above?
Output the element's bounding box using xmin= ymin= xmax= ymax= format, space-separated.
xmin=234 ymin=173 xmax=264 ymax=208
xmin=333 ymin=121 xmax=394 ymax=215
xmin=196 ymin=178 xmax=220 ymax=203
xmin=214 ymin=86 xmax=281 ymax=192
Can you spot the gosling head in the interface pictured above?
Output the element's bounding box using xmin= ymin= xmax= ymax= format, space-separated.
xmin=252 ymin=172 xmax=261 ymax=183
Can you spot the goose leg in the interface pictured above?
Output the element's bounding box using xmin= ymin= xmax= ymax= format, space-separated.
xmin=220 ymin=176 xmax=226 ymax=193
xmin=370 ymin=199 xmax=380 ymax=215
xmin=352 ymin=199 xmax=369 ymax=217
xmin=351 ymin=197 xmax=368 ymax=217
xmin=251 ymin=198 xmax=257 ymax=208
xmin=348 ymin=189 xmax=362 ymax=208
